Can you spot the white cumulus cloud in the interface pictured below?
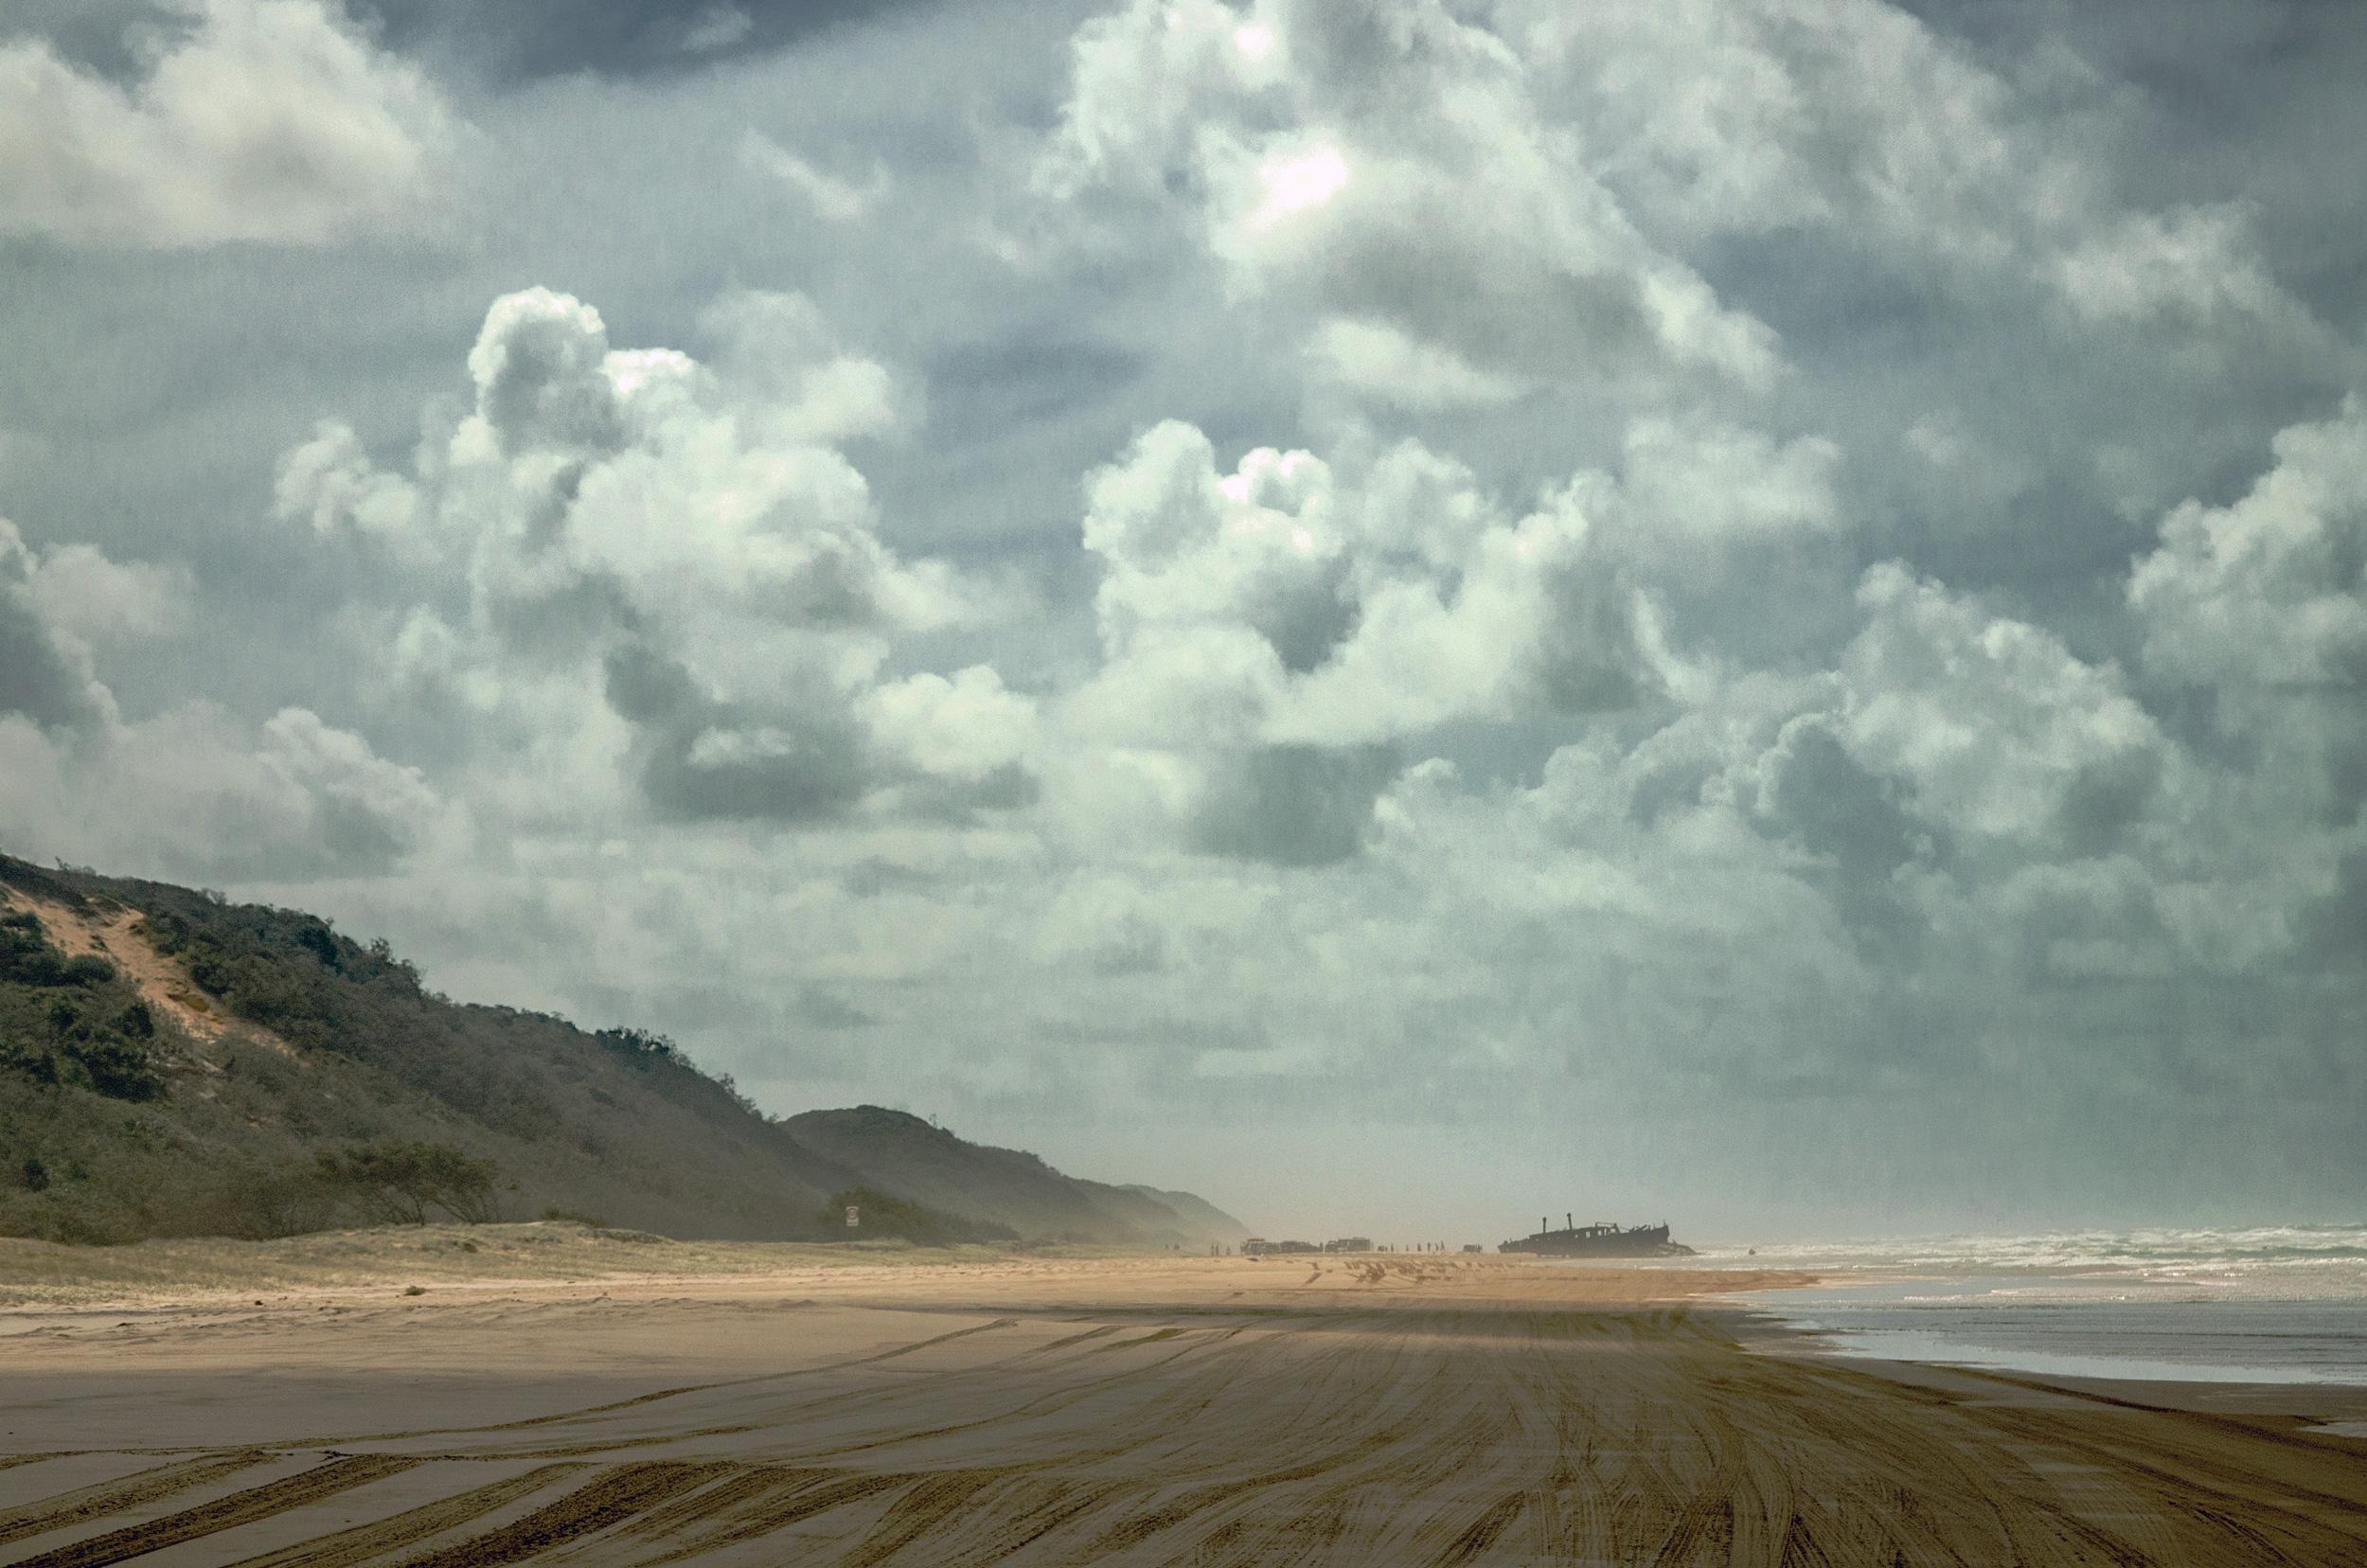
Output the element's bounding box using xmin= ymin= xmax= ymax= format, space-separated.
xmin=0 ymin=0 xmax=460 ymax=247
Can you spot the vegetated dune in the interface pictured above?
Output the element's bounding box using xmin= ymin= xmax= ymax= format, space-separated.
xmin=1 ymin=1249 xmax=2360 ymax=1564
xmin=0 ymin=854 xmax=1237 ymax=1249
xmin=783 ymin=1106 xmax=1246 ymax=1245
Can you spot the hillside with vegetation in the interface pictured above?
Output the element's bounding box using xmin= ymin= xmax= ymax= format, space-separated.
xmin=0 ymin=854 xmax=1242 ymax=1249
xmin=787 ymin=1107 xmax=1249 ymax=1246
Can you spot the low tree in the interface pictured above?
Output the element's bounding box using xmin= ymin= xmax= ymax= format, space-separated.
xmin=316 ymin=1141 xmax=502 ymax=1225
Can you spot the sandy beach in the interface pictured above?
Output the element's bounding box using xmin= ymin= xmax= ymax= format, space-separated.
xmin=2 ymin=1228 xmax=2363 ymax=1565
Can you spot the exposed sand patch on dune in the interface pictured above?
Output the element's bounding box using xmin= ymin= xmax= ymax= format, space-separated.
xmin=1 ymin=887 xmax=296 ymax=1060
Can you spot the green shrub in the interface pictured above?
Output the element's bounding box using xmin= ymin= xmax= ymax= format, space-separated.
xmin=61 ymin=954 xmax=116 ymax=986
xmin=62 ymin=1035 xmax=162 ymax=1101
xmin=208 ymin=1157 xmax=340 ymax=1239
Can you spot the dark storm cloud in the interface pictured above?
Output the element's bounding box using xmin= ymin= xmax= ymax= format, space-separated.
xmin=1757 ymin=718 xmax=1926 ymax=880
xmin=2053 ymin=745 xmax=2163 ymax=857
xmin=603 ymin=642 xmax=1041 ymax=827
xmin=641 ymin=720 xmax=877 ymax=824
xmin=0 ymin=0 xmax=179 ymax=80
xmin=1188 ymin=744 xmax=1399 ymax=867
xmin=352 ymin=0 xmax=948 ymax=83
xmin=0 ymin=528 xmax=105 ymax=733
xmin=1525 ymin=560 xmax=1656 ymax=716
xmin=1753 ymin=716 xmax=1931 ymax=952
xmin=0 ymin=601 xmax=101 ymax=733
xmin=494 ymin=575 xmax=648 ymax=666
xmin=600 ymin=641 xmax=706 ymax=728
xmin=898 ymin=762 xmax=1042 ymax=822
xmin=2302 ymin=848 xmax=2367 ymax=969
xmin=602 ymin=643 xmax=872 ymax=823
xmin=795 ymin=986 xmax=876 ymax=1029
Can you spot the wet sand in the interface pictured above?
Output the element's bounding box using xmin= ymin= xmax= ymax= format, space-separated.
xmin=2 ymin=1242 xmax=2364 ymax=1564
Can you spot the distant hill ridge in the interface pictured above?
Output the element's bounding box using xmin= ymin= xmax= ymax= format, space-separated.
xmin=785 ymin=1106 xmax=1247 ymax=1247
xmin=0 ymin=853 xmax=1245 ymax=1249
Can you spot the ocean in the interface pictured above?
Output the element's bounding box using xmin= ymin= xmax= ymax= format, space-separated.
xmin=1682 ymin=1225 xmax=2367 ymax=1386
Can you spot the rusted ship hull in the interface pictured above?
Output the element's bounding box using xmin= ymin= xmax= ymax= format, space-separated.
xmin=1499 ymin=1221 xmax=1683 ymax=1257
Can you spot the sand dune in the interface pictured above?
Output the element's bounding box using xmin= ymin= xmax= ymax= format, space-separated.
xmin=1 ymin=1246 xmax=2362 ymax=1564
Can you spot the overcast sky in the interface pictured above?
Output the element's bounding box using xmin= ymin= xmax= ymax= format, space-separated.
xmin=3 ymin=0 xmax=2363 ymax=1239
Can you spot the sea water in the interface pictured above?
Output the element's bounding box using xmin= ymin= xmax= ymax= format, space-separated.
xmin=1684 ymin=1226 xmax=2367 ymax=1386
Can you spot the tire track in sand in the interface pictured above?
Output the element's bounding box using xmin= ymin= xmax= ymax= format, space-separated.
xmin=11 ymin=1269 xmax=2367 ymax=1565
xmin=384 ymin=1461 xmax=721 ymax=1567
xmin=0 ymin=1451 xmax=276 ymax=1549
xmin=11 ymin=1454 xmax=416 ymax=1568
xmin=222 ymin=1463 xmax=592 ymax=1568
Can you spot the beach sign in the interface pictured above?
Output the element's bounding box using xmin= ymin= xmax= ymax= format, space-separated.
xmin=845 ymin=1204 xmax=861 ymax=1229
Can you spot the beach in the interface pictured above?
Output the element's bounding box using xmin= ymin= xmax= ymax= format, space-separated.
xmin=2 ymin=1229 xmax=2364 ymax=1565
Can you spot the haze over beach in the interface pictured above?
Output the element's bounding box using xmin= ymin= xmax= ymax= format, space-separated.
xmin=3 ymin=0 xmax=2366 ymax=1560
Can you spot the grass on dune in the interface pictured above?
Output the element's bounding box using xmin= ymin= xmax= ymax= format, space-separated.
xmin=0 ymin=1220 xmax=1076 ymax=1307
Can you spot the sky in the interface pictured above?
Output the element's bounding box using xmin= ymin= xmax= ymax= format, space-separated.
xmin=2 ymin=0 xmax=2363 ymax=1240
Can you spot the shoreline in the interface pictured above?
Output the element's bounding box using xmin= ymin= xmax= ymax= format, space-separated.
xmin=8 ymin=1224 xmax=2361 ymax=1415
xmin=1706 ymin=1269 xmax=2367 ymax=1425
xmin=9 ymin=1224 xmax=2364 ymax=1417
xmin=1722 ymin=1302 xmax=2367 ymax=1427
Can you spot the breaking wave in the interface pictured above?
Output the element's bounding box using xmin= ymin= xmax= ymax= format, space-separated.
xmin=1688 ymin=1225 xmax=2367 ymax=1302
xmin=1704 ymin=1226 xmax=2367 ymax=1384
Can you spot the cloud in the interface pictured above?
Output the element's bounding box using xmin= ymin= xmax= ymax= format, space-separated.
xmin=0 ymin=701 xmax=454 ymax=880
xmin=278 ymin=285 xmax=1038 ymax=828
xmin=2301 ymin=846 xmax=2367 ymax=968
xmin=1054 ymin=403 xmax=1872 ymax=863
xmin=0 ymin=519 xmax=114 ymax=733
xmin=350 ymin=0 xmax=942 ymax=83
xmin=2056 ymin=205 xmax=2304 ymax=329
xmin=1308 ymin=319 xmax=1525 ymax=410
xmin=1840 ymin=562 xmax=2165 ymax=852
xmin=1512 ymin=0 xmax=2321 ymax=334
xmin=741 ymin=130 xmax=890 ymax=222
xmin=2130 ymin=398 xmax=2367 ymax=697
xmin=1185 ymin=741 xmax=1397 ymax=865
xmin=1613 ymin=418 xmax=1842 ymax=547
xmin=864 ymin=668 xmax=1039 ymax=789
xmin=1513 ymin=0 xmax=2073 ymax=262
xmin=0 ymin=510 xmax=453 ymax=878
xmin=274 ymin=419 xmax=427 ymax=559
xmin=684 ymin=6 xmax=754 ymax=54
xmin=249 ymin=705 xmax=449 ymax=869
xmin=1746 ymin=711 xmax=1926 ymax=935
xmin=21 ymin=533 xmax=190 ymax=648
xmin=1056 ymin=418 xmax=1692 ymax=863
xmin=2127 ymin=397 xmax=2367 ymax=860
xmin=1034 ymin=0 xmax=1778 ymax=406
xmin=0 ymin=0 xmax=459 ymax=247
xmin=1075 ymin=420 xmax=1667 ymax=747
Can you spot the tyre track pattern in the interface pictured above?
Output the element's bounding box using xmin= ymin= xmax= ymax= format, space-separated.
xmin=12 ymin=1454 xmax=414 ymax=1568
xmin=3 ymin=1303 xmax=2363 ymax=1564
xmin=223 ymin=1463 xmax=591 ymax=1568
xmin=0 ymin=1451 xmax=276 ymax=1548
